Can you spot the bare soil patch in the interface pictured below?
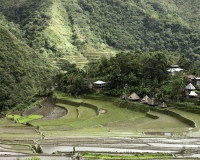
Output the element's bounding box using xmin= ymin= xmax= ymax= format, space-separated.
xmin=33 ymin=98 xmax=54 ymax=116
xmin=40 ymin=106 xmax=67 ymax=120
xmin=23 ymin=106 xmax=40 ymax=116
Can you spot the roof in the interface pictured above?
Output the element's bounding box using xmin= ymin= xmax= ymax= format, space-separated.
xmin=141 ymin=95 xmax=151 ymax=103
xmin=185 ymin=83 xmax=196 ymax=90
xmin=121 ymin=92 xmax=127 ymax=99
xmin=170 ymin=65 xmax=179 ymax=68
xmin=148 ymin=98 xmax=158 ymax=106
xmin=189 ymin=91 xmax=198 ymax=97
xmin=128 ymin=92 xmax=140 ymax=100
xmin=93 ymin=80 xmax=106 ymax=85
xmin=167 ymin=68 xmax=184 ymax=73
xmin=187 ymin=75 xmax=196 ymax=79
xmin=161 ymin=102 xmax=167 ymax=108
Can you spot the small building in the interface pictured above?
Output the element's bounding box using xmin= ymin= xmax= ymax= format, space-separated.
xmin=88 ymin=82 xmax=93 ymax=89
xmin=185 ymin=83 xmax=196 ymax=91
xmin=148 ymin=98 xmax=158 ymax=106
xmin=167 ymin=65 xmax=184 ymax=76
xmin=161 ymin=102 xmax=167 ymax=108
xmin=189 ymin=91 xmax=198 ymax=97
xmin=128 ymin=92 xmax=140 ymax=101
xmin=187 ymin=75 xmax=200 ymax=86
xmin=141 ymin=95 xmax=151 ymax=104
xmin=195 ymin=77 xmax=200 ymax=86
xmin=121 ymin=92 xmax=127 ymax=100
xmin=93 ymin=80 xmax=106 ymax=89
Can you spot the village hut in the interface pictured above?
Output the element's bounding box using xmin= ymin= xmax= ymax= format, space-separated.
xmin=189 ymin=91 xmax=198 ymax=97
xmin=141 ymin=95 xmax=151 ymax=104
xmin=88 ymin=82 xmax=93 ymax=89
xmin=121 ymin=92 xmax=127 ymax=100
xmin=185 ymin=83 xmax=196 ymax=91
xmin=93 ymin=80 xmax=106 ymax=88
xmin=128 ymin=92 xmax=140 ymax=101
xmin=148 ymin=98 xmax=158 ymax=106
xmin=161 ymin=102 xmax=167 ymax=108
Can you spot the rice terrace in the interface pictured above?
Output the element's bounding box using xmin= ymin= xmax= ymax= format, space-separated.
xmin=0 ymin=91 xmax=200 ymax=160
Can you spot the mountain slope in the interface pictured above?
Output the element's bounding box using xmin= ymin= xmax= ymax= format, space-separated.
xmin=1 ymin=0 xmax=200 ymax=65
xmin=0 ymin=25 xmax=54 ymax=111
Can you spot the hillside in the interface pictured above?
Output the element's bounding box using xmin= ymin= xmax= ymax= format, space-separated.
xmin=1 ymin=0 xmax=200 ymax=110
xmin=0 ymin=25 xmax=54 ymax=111
xmin=1 ymin=0 xmax=200 ymax=68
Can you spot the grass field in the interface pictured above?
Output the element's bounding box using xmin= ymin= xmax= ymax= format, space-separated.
xmin=82 ymin=153 xmax=173 ymax=159
xmin=6 ymin=114 xmax=43 ymax=123
xmin=1 ymin=95 xmax=199 ymax=140
xmin=28 ymin=97 xmax=193 ymax=138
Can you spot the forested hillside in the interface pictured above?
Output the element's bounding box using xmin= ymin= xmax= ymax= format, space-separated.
xmin=78 ymin=0 xmax=200 ymax=60
xmin=0 ymin=25 xmax=54 ymax=111
xmin=1 ymin=0 xmax=200 ymax=63
xmin=1 ymin=0 xmax=200 ymax=110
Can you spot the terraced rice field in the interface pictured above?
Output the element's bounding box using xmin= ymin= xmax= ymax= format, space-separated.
xmin=1 ymin=95 xmax=200 ymax=159
xmin=25 ymin=97 xmax=192 ymax=139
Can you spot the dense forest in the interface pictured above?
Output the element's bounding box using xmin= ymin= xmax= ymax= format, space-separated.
xmin=1 ymin=0 xmax=200 ymax=60
xmin=1 ymin=0 xmax=200 ymax=110
xmin=0 ymin=25 xmax=55 ymax=111
xmin=57 ymin=51 xmax=197 ymax=103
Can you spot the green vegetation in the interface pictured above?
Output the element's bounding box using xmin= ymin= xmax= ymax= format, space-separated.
xmin=82 ymin=153 xmax=173 ymax=159
xmin=0 ymin=25 xmax=55 ymax=112
xmin=1 ymin=0 xmax=200 ymax=64
xmin=30 ymin=96 xmax=190 ymax=135
xmin=26 ymin=156 xmax=41 ymax=160
xmin=6 ymin=114 xmax=43 ymax=123
xmin=57 ymin=51 xmax=195 ymax=103
xmin=1 ymin=0 xmax=200 ymax=112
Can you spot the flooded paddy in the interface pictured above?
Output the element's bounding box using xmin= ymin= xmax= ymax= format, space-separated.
xmin=41 ymin=145 xmax=176 ymax=154
xmin=0 ymin=155 xmax=71 ymax=160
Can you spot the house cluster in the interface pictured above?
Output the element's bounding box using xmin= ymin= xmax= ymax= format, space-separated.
xmin=168 ymin=65 xmax=199 ymax=98
xmin=185 ymin=83 xmax=198 ymax=98
xmin=122 ymin=92 xmax=167 ymax=108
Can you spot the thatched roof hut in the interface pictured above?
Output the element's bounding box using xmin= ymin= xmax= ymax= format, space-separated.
xmin=161 ymin=102 xmax=167 ymax=108
xmin=141 ymin=95 xmax=151 ymax=104
xmin=121 ymin=92 xmax=127 ymax=100
xmin=185 ymin=83 xmax=196 ymax=91
xmin=148 ymin=98 xmax=158 ymax=106
xmin=128 ymin=92 xmax=140 ymax=101
xmin=189 ymin=91 xmax=198 ymax=97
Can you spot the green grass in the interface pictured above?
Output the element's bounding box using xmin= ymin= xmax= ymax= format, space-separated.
xmin=82 ymin=153 xmax=173 ymax=159
xmin=0 ymin=119 xmax=25 ymax=127
xmin=31 ymin=97 xmax=193 ymax=137
xmin=54 ymin=91 xmax=83 ymax=103
xmin=31 ymin=103 xmax=79 ymax=126
xmin=32 ymin=103 xmax=97 ymax=127
xmin=169 ymin=109 xmax=200 ymax=130
xmin=6 ymin=114 xmax=43 ymax=123
xmin=6 ymin=115 xmax=21 ymax=121
xmin=18 ymin=115 xmax=43 ymax=123
xmin=77 ymin=106 xmax=97 ymax=119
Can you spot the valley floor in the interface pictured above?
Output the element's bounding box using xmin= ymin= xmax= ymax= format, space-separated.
xmin=0 ymin=96 xmax=200 ymax=159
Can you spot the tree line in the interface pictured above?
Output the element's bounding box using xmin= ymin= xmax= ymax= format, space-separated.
xmin=56 ymin=51 xmax=196 ymax=103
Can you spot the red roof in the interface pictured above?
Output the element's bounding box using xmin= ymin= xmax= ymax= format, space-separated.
xmin=187 ymin=75 xmax=196 ymax=79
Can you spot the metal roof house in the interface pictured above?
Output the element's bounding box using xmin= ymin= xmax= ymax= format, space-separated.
xmin=167 ymin=65 xmax=185 ymax=76
xmin=93 ymin=80 xmax=106 ymax=88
